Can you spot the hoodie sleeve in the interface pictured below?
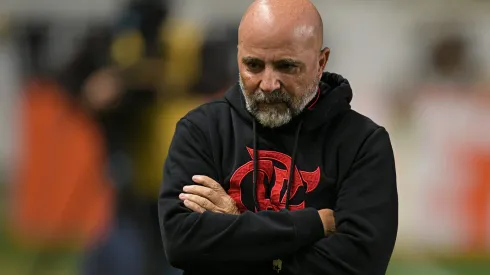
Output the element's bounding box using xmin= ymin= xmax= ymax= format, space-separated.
xmin=158 ymin=117 xmax=325 ymax=269
xmin=281 ymin=127 xmax=398 ymax=275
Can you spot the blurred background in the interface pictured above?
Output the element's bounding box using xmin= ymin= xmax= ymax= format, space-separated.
xmin=0 ymin=0 xmax=489 ymax=274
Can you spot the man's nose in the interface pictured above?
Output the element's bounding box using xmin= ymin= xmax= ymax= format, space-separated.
xmin=259 ymin=68 xmax=281 ymax=92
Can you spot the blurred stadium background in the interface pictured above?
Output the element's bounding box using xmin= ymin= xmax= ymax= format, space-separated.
xmin=0 ymin=0 xmax=490 ymax=274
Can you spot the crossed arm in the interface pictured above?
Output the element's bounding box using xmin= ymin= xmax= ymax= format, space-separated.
xmin=158 ymin=118 xmax=398 ymax=274
xmin=180 ymin=175 xmax=336 ymax=235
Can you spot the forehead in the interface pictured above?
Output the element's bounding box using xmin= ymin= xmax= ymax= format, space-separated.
xmin=239 ymin=45 xmax=304 ymax=62
xmin=238 ymin=40 xmax=315 ymax=64
xmin=239 ymin=23 xmax=317 ymax=61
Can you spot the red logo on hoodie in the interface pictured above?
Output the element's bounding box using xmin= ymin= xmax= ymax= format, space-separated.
xmin=228 ymin=147 xmax=320 ymax=212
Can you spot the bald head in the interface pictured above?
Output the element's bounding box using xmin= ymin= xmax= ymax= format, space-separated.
xmin=239 ymin=0 xmax=324 ymax=50
xmin=237 ymin=0 xmax=330 ymax=128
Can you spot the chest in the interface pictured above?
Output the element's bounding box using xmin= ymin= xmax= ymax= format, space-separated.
xmin=213 ymin=123 xmax=349 ymax=213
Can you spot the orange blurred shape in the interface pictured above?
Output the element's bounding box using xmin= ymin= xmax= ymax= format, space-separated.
xmin=464 ymin=148 xmax=490 ymax=254
xmin=9 ymin=79 xmax=115 ymax=250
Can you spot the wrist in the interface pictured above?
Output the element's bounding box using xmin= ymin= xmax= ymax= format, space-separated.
xmin=318 ymin=209 xmax=336 ymax=236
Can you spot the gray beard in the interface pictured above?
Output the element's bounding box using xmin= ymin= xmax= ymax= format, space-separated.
xmin=239 ymin=74 xmax=319 ymax=128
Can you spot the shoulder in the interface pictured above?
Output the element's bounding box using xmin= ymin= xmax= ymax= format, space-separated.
xmin=336 ymin=110 xmax=392 ymax=148
xmin=180 ymin=98 xmax=231 ymax=130
xmin=339 ymin=110 xmax=386 ymax=136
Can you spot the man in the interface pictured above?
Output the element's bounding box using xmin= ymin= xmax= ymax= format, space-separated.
xmin=158 ymin=0 xmax=398 ymax=274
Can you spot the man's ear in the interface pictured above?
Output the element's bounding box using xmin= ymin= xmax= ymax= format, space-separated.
xmin=318 ymin=47 xmax=330 ymax=76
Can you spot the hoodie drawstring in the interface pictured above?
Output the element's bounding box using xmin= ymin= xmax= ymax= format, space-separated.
xmin=252 ymin=120 xmax=259 ymax=211
xmin=252 ymin=119 xmax=303 ymax=212
xmin=285 ymin=120 xmax=303 ymax=210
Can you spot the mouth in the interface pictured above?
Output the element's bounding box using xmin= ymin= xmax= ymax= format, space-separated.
xmin=257 ymin=102 xmax=289 ymax=112
xmin=258 ymin=101 xmax=284 ymax=106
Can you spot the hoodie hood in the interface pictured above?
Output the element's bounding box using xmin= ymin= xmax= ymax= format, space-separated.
xmin=225 ymin=72 xmax=353 ymax=131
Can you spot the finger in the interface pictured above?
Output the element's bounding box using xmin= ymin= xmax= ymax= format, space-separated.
xmin=192 ymin=175 xmax=222 ymax=190
xmin=180 ymin=193 xmax=216 ymax=211
xmin=183 ymin=185 xmax=217 ymax=201
xmin=183 ymin=199 xmax=206 ymax=213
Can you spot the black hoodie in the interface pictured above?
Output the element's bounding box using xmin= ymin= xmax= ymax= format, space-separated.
xmin=158 ymin=72 xmax=398 ymax=275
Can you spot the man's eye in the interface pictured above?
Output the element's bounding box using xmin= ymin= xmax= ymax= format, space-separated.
xmin=247 ymin=62 xmax=262 ymax=72
xmin=278 ymin=63 xmax=297 ymax=72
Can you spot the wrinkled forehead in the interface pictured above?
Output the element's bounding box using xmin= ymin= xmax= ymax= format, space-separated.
xmin=238 ymin=24 xmax=318 ymax=61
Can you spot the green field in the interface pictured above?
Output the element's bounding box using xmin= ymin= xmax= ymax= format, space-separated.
xmin=1 ymin=233 xmax=489 ymax=275
xmin=387 ymin=257 xmax=490 ymax=275
xmin=1 ymin=192 xmax=488 ymax=275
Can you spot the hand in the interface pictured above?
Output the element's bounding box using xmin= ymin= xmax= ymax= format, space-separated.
xmin=318 ymin=209 xmax=336 ymax=236
xmin=180 ymin=175 xmax=240 ymax=215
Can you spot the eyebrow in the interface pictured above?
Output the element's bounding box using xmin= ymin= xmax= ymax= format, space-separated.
xmin=241 ymin=56 xmax=302 ymax=66
xmin=274 ymin=58 xmax=302 ymax=66
xmin=242 ymin=56 xmax=262 ymax=64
